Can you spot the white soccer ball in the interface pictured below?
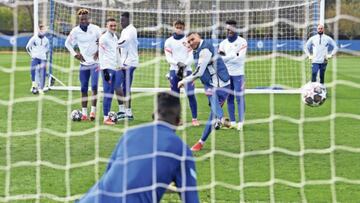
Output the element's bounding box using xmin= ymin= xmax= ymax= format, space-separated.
xmin=108 ymin=111 xmax=118 ymax=123
xmin=71 ymin=110 xmax=82 ymax=121
xmin=301 ymin=82 xmax=327 ymax=107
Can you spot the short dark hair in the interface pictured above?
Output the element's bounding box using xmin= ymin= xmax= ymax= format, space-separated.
xmin=225 ymin=19 xmax=237 ymax=26
xmin=106 ymin=18 xmax=116 ymax=23
xmin=121 ymin=12 xmax=130 ymax=18
xmin=173 ymin=20 xmax=185 ymax=27
xmin=156 ymin=92 xmax=181 ymax=124
xmin=186 ymin=32 xmax=200 ymax=38
xmin=77 ymin=8 xmax=89 ymax=16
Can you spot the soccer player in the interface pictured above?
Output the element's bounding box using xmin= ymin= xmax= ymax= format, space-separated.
xmin=65 ymin=9 xmax=102 ymax=121
xmin=164 ymin=20 xmax=199 ymax=126
xmin=26 ymin=24 xmax=49 ymax=95
xmin=117 ymin=12 xmax=139 ymax=120
xmin=304 ymin=24 xmax=338 ymax=84
xmin=77 ymin=92 xmax=199 ymax=203
xmin=99 ymin=18 xmax=123 ymax=125
xmin=219 ymin=20 xmax=247 ymax=131
xmin=178 ymin=32 xmax=231 ymax=152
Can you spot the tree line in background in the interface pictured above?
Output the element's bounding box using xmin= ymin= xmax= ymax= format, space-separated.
xmin=0 ymin=0 xmax=359 ymax=39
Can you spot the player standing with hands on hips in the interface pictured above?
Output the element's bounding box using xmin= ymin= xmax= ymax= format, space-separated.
xmin=65 ymin=9 xmax=102 ymax=121
xmin=304 ymin=24 xmax=338 ymax=85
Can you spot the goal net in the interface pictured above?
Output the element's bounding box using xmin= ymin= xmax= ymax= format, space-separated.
xmin=1 ymin=0 xmax=360 ymax=202
xmin=43 ymin=0 xmax=321 ymax=93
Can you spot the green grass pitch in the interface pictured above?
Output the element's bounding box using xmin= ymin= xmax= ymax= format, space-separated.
xmin=0 ymin=52 xmax=360 ymax=202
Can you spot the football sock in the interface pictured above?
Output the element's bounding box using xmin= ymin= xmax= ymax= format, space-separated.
xmin=119 ymin=104 xmax=125 ymax=113
xmin=126 ymin=108 xmax=132 ymax=116
xmin=103 ymin=116 xmax=109 ymax=121
xmin=91 ymin=106 xmax=96 ymax=113
xmin=199 ymin=139 xmax=204 ymax=144
xmin=82 ymin=108 xmax=88 ymax=116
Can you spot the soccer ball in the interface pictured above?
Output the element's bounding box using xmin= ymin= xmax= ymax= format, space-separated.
xmin=301 ymin=82 xmax=327 ymax=107
xmin=71 ymin=110 xmax=82 ymax=121
xmin=108 ymin=111 xmax=118 ymax=123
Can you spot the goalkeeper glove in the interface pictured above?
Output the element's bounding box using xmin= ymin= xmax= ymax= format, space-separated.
xmin=103 ymin=69 xmax=110 ymax=82
xmin=176 ymin=62 xmax=186 ymax=79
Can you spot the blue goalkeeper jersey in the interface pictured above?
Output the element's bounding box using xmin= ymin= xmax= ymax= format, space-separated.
xmin=77 ymin=121 xmax=199 ymax=203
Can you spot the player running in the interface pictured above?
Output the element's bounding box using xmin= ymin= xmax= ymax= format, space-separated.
xmin=219 ymin=20 xmax=247 ymax=131
xmin=117 ymin=12 xmax=139 ymax=120
xmin=178 ymin=32 xmax=231 ymax=152
xmin=26 ymin=24 xmax=49 ymax=95
xmin=65 ymin=8 xmax=102 ymax=121
xmin=77 ymin=92 xmax=199 ymax=203
xmin=304 ymin=24 xmax=338 ymax=85
xmin=164 ymin=20 xmax=199 ymax=126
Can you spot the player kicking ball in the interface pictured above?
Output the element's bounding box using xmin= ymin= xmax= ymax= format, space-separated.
xmin=76 ymin=92 xmax=199 ymax=202
xmin=99 ymin=18 xmax=124 ymax=125
xmin=26 ymin=24 xmax=49 ymax=95
xmin=178 ymin=32 xmax=231 ymax=152
xmin=164 ymin=20 xmax=199 ymax=126
xmin=65 ymin=9 xmax=102 ymax=121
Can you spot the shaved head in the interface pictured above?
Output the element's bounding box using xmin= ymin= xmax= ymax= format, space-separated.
xmin=317 ymin=24 xmax=324 ymax=35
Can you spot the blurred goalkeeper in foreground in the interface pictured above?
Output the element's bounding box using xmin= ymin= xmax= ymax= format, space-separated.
xmin=164 ymin=20 xmax=199 ymax=126
xmin=77 ymin=92 xmax=199 ymax=203
xmin=304 ymin=24 xmax=338 ymax=84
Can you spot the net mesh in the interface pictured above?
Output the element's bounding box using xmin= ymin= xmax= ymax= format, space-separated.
xmin=1 ymin=0 xmax=360 ymax=202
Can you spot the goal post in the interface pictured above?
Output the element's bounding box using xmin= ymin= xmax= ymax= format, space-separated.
xmin=38 ymin=0 xmax=324 ymax=94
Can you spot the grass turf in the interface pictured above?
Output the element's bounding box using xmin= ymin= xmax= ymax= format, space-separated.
xmin=0 ymin=52 xmax=360 ymax=202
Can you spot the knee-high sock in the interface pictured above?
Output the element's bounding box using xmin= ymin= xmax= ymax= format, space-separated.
xmin=227 ymin=93 xmax=236 ymax=122
xmin=187 ymin=94 xmax=198 ymax=119
xmin=201 ymin=111 xmax=214 ymax=142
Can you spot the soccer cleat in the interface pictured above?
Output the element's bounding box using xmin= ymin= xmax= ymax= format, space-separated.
xmin=191 ymin=142 xmax=203 ymax=152
xmin=81 ymin=114 xmax=88 ymax=121
xmin=103 ymin=118 xmax=115 ymax=125
xmin=117 ymin=111 xmax=126 ymax=121
xmin=237 ymin=122 xmax=244 ymax=131
xmin=31 ymin=87 xmax=39 ymax=94
xmin=192 ymin=119 xmax=200 ymax=126
xmin=221 ymin=118 xmax=232 ymax=129
xmin=214 ymin=119 xmax=222 ymax=130
xmin=126 ymin=115 xmax=134 ymax=120
xmin=89 ymin=112 xmax=96 ymax=121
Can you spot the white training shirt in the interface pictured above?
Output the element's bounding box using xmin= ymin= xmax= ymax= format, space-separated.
xmin=118 ymin=24 xmax=139 ymax=68
xmin=99 ymin=31 xmax=119 ymax=70
xmin=218 ymin=36 xmax=247 ymax=76
xmin=183 ymin=40 xmax=230 ymax=88
xmin=65 ymin=24 xmax=102 ymax=66
xmin=164 ymin=35 xmax=193 ymax=71
xmin=26 ymin=35 xmax=49 ymax=60
xmin=304 ymin=34 xmax=338 ymax=64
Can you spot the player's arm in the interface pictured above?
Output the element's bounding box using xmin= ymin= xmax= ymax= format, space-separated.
xmin=25 ymin=36 xmax=35 ymax=56
xmin=328 ymin=37 xmax=338 ymax=57
xmin=219 ymin=41 xmax=236 ymax=62
xmin=164 ymin=40 xmax=178 ymax=66
xmin=118 ymin=29 xmax=131 ymax=48
xmin=304 ymin=37 xmax=313 ymax=59
xmin=228 ymin=40 xmax=248 ymax=63
xmin=174 ymin=148 xmax=199 ymax=203
xmin=179 ymin=48 xmax=212 ymax=87
xmin=65 ymin=30 xmax=85 ymax=62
